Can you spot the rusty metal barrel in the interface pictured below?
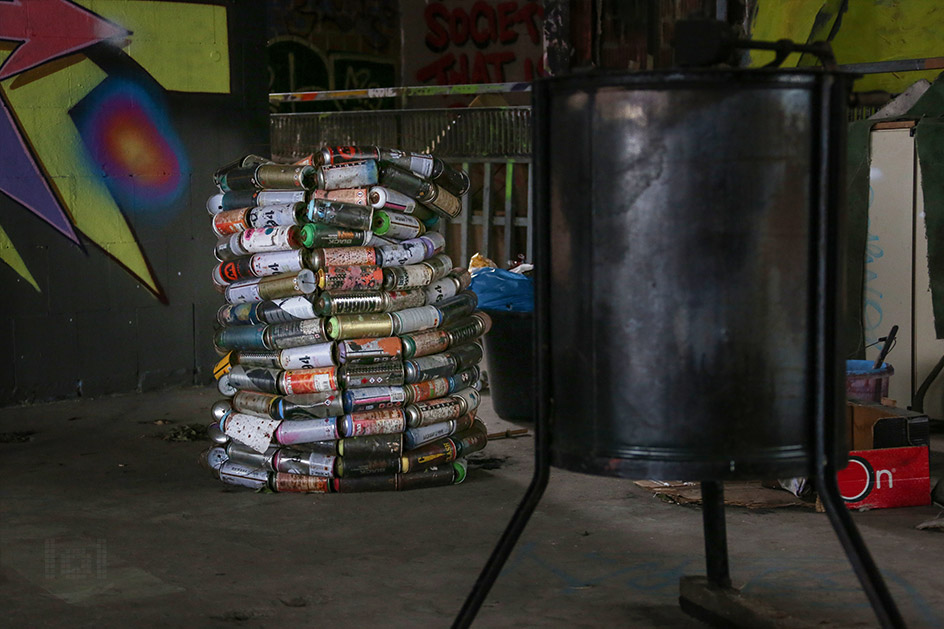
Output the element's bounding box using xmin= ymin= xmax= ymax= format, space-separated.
xmin=533 ymin=70 xmax=852 ymax=480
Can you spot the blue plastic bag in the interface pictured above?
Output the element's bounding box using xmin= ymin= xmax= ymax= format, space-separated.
xmin=470 ymin=267 xmax=534 ymax=312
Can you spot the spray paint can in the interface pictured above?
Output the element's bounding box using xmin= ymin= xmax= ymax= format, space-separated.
xmin=224 ymin=269 xmax=317 ymax=304
xmin=382 ymin=265 xmax=434 ymax=290
xmin=218 ymin=461 xmax=269 ymax=489
xmin=403 ymin=377 xmax=451 ymax=404
xmin=422 ymin=254 xmax=453 ymax=282
xmin=225 ymin=365 xmax=282 ymax=394
xmin=382 ymin=289 xmax=427 ymax=312
xmin=404 ymin=353 xmax=458 ymax=383
xmin=449 ymin=366 xmax=481 ymax=392
xmin=453 ymin=420 xmax=489 ymax=456
xmin=304 ymin=223 xmax=372 ymax=248
xmin=207 ymin=423 xmax=230 ymax=446
xmin=339 ymin=362 xmax=405 ymax=389
xmin=257 ymin=190 xmax=309 ymax=206
xmin=418 ymin=232 xmax=446 ymax=257
xmin=369 ymin=186 xmax=419 ymax=215
xmin=372 ymin=211 xmax=425 ymax=240
xmin=221 ymin=164 xmax=316 ymax=192
xmin=279 ymin=367 xmax=338 ymax=395
xmin=405 ymin=397 xmax=465 ymax=428
xmin=363 ymin=232 xmax=397 ymax=247
xmin=310 ymin=187 xmax=370 ymax=207
xmin=337 ymin=336 xmax=403 ymax=365
xmin=425 ymin=276 xmax=460 ymax=305
xmin=226 ymin=441 xmax=279 ymax=470
xmin=271 ymin=473 xmax=332 ymax=493
xmin=315 ymin=291 xmax=387 ymax=317
xmin=211 ymin=399 xmax=234 ymax=424
xmin=214 ymin=232 xmax=249 ymax=261
xmin=418 ymin=181 xmax=461 ymax=219
xmin=454 ymin=269 xmax=474 ymax=292
xmin=253 ymin=296 xmax=319 ymax=325
xmin=232 ymin=390 xmax=282 ymax=419
xmin=207 ymin=192 xmax=227 ymax=215
xmin=212 ymin=154 xmax=271 ymax=188
xmin=376 ymin=241 xmax=428 ymax=267
xmin=435 ymin=291 xmax=478 ymax=327
xmin=318 ymin=146 xmax=381 ymax=165
xmin=379 ymin=163 xmax=429 ymax=199
xmin=398 ymin=465 xmax=458 ymax=490
xmin=265 ymin=318 xmax=329 ymax=349
xmin=272 ymin=448 xmax=337 ymax=477
xmin=317 ymin=160 xmax=379 ymax=190
xmin=277 ymin=342 xmax=336 ymax=370
xmin=214 ymin=325 xmax=271 ymax=352
xmin=444 ymin=314 xmax=489 ymax=346
xmin=279 ymin=392 xmax=344 ymax=420
xmin=448 ymin=342 xmax=485 ymax=372
xmin=404 ymin=412 xmax=474 ymax=450
xmin=430 ymin=159 xmax=471 ymax=197
xmin=309 ymin=246 xmax=378 ymax=270
xmin=274 ymin=417 xmax=339 ymax=445
xmin=400 ymin=329 xmax=451 ymax=359
xmin=248 ymin=202 xmax=310 ymax=228
xmin=215 ymin=250 xmax=308 ymax=285
xmin=342 ymin=386 xmax=408 ymax=413
xmin=212 ymin=208 xmax=252 ymax=236
xmin=317 ymin=266 xmax=384 ymax=292
xmin=340 ymin=408 xmax=406 ymax=438
xmin=391 ymin=305 xmax=442 ymax=335
xmin=337 ymin=433 xmax=403 ymax=457
xmin=201 ymin=446 xmax=229 ymax=471
xmin=237 ymin=225 xmax=307 ymax=254
xmin=399 ymin=437 xmax=458 ymax=474
xmin=336 ymin=452 xmax=401 ymax=478
xmin=450 ymin=387 xmax=481 ymax=415
xmin=217 ymin=302 xmax=263 ymax=327
xmin=308 ymin=199 xmax=374 ymax=230
xmin=326 ymin=314 xmax=395 ymax=341
xmin=377 ymin=147 xmax=435 ymax=178
xmin=234 ymin=350 xmax=282 ymax=369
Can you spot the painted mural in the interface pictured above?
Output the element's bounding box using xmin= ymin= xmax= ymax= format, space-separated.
xmin=267 ymin=0 xmax=399 ymax=112
xmin=0 ymin=0 xmax=230 ymax=298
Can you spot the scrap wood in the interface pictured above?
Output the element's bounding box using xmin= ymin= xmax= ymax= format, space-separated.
xmin=487 ymin=428 xmax=530 ymax=440
xmin=634 ymin=480 xmax=815 ymax=510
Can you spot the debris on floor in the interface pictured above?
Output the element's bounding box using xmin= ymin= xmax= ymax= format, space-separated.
xmin=633 ymin=480 xmax=815 ymax=510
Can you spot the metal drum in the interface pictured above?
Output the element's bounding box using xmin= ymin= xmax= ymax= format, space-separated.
xmin=534 ymin=70 xmax=851 ymax=480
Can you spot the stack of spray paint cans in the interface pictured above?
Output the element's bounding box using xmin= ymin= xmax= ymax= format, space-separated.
xmin=200 ymin=147 xmax=491 ymax=494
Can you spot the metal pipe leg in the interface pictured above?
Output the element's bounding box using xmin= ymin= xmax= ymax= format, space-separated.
xmin=814 ymin=467 xmax=905 ymax=628
xmin=701 ymin=480 xmax=731 ymax=589
xmin=452 ymin=414 xmax=550 ymax=629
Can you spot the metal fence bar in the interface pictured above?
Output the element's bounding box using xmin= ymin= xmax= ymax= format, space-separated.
xmin=527 ymin=162 xmax=534 ymax=263
xmin=504 ymin=161 xmax=515 ymax=266
xmin=269 ymin=81 xmax=532 ymax=104
xmin=482 ymin=162 xmax=492 ymax=261
xmin=461 ymin=161 xmax=471 ymax=269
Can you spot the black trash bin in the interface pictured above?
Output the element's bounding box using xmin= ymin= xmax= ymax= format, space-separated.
xmin=482 ymin=309 xmax=533 ymax=422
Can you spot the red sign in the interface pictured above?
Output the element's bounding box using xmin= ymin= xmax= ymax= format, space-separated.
xmin=837 ymin=446 xmax=930 ymax=510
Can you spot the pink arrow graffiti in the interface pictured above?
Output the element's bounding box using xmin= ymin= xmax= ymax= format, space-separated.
xmin=0 ymin=0 xmax=130 ymax=80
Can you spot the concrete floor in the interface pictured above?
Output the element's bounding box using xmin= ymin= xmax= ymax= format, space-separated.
xmin=1 ymin=386 xmax=942 ymax=628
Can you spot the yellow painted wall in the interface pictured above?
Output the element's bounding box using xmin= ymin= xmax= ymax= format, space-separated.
xmin=751 ymin=0 xmax=944 ymax=93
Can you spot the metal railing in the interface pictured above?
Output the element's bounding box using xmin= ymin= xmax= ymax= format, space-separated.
xmin=271 ymin=100 xmax=534 ymax=268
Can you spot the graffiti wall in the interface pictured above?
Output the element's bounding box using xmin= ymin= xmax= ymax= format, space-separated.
xmin=402 ymin=0 xmax=544 ymax=86
xmin=267 ymin=0 xmax=399 ymax=112
xmin=0 ymin=1 xmax=270 ymax=404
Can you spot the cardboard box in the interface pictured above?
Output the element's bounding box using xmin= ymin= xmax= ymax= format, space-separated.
xmin=837 ymin=446 xmax=930 ymax=510
xmin=846 ymin=400 xmax=929 ymax=451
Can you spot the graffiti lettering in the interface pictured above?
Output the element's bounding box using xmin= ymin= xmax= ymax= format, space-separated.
xmin=417 ymin=0 xmax=544 ymax=85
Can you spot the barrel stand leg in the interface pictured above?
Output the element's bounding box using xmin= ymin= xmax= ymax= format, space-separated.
xmin=452 ymin=407 xmax=551 ymax=628
xmin=814 ymin=466 xmax=905 ymax=628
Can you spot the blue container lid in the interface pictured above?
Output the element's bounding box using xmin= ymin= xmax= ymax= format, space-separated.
xmin=845 ymin=359 xmax=891 ymax=375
